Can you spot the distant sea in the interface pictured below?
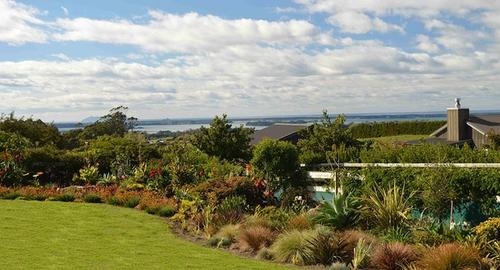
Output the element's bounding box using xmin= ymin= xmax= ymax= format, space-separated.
xmin=55 ymin=112 xmax=457 ymax=134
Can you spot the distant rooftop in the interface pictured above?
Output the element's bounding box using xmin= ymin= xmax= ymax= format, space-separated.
xmin=250 ymin=123 xmax=308 ymax=145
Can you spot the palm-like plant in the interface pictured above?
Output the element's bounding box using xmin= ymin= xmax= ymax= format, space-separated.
xmin=362 ymin=183 xmax=414 ymax=230
xmin=313 ymin=193 xmax=361 ymax=230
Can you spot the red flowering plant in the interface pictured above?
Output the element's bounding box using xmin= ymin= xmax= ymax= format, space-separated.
xmin=144 ymin=160 xmax=170 ymax=191
xmin=0 ymin=131 xmax=30 ymax=186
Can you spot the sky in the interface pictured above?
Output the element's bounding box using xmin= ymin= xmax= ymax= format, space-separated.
xmin=0 ymin=0 xmax=499 ymax=122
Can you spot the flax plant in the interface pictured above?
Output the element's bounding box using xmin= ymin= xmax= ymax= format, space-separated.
xmin=362 ymin=182 xmax=415 ymax=230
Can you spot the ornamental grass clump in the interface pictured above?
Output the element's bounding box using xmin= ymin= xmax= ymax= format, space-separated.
xmin=369 ymin=242 xmax=418 ymax=270
xmin=271 ymin=229 xmax=314 ymax=265
xmin=417 ymin=243 xmax=485 ymax=270
xmin=215 ymin=224 xmax=241 ymax=244
xmin=238 ymin=225 xmax=275 ymax=252
xmin=83 ymin=193 xmax=102 ymax=203
xmin=53 ymin=193 xmax=76 ymax=202
xmin=305 ymin=229 xmax=350 ymax=266
xmin=158 ymin=206 xmax=176 ymax=217
xmin=2 ymin=191 xmax=20 ymax=200
xmin=287 ymin=214 xmax=313 ymax=231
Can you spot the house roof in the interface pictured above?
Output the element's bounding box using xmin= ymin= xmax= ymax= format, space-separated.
xmin=467 ymin=115 xmax=500 ymax=135
xmin=250 ymin=123 xmax=308 ymax=145
xmin=430 ymin=114 xmax=500 ymax=138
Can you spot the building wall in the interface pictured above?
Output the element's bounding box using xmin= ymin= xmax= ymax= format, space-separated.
xmin=472 ymin=129 xmax=489 ymax=148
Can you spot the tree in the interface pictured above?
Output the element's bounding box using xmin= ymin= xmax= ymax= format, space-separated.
xmin=78 ymin=106 xmax=137 ymax=140
xmin=489 ymin=133 xmax=500 ymax=150
xmin=0 ymin=113 xmax=61 ymax=146
xmin=192 ymin=114 xmax=253 ymax=162
xmin=251 ymin=139 xmax=300 ymax=192
xmin=298 ymin=110 xmax=361 ymax=164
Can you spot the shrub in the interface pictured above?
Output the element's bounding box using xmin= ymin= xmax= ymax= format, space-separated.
xmin=17 ymin=187 xmax=51 ymax=201
xmin=2 ymin=191 xmax=20 ymax=200
xmin=362 ymin=183 xmax=414 ymax=230
xmin=0 ymin=186 xmax=10 ymax=197
xmin=251 ymin=139 xmax=300 ymax=192
xmin=158 ymin=206 xmax=176 ymax=217
xmin=382 ymin=227 xmax=412 ymax=243
xmin=72 ymin=165 xmax=100 ymax=185
xmin=238 ymin=225 xmax=275 ymax=252
xmin=107 ymin=190 xmax=142 ymax=208
xmin=245 ymin=206 xmax=292 ymax=232
xmin=138 ymin=193 xmax=176 ymax=215
xmin=370 ymin=242 xmax=418 ymax=270
xmin=192 ymin=114 xmax=253 ymax=162
xmin=313 ymin=193 xmax=361 ymax=230
xmin=83 ymin=194 xmax=102 ymax=203
xmin=473 ymin=217 xmax=500 ymax=243
xmin=190 ymin=176 xmax=262 ymax=207
xmin=107 ymin=196 xmax=124 ymax=206
xmin=297 ymin=111 xmax=361 ymax=164
xmin=271 ymin=230 xmax=313 ymax=265
xmin=348 ymin=120 xmax=446 ymax=138
xmin=23 ymin=147 xmax=84 ymax=186
xmin=53 ymin=193 xmax=76 ymax=202
xmin=305 ymin=229 xmax=350 ymax=266
xmin=213 ymin=195 xmax=247 ymax=226
xmin=417 ymin=243 xmax=484 ymax=270
xmin=124 ymin=197 xmax=140 ymax=208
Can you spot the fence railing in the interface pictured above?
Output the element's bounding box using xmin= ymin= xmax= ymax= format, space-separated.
xmin=306 ymin=162 xmax=500 ymax=168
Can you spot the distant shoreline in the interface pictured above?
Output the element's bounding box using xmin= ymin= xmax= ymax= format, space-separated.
xmin=54 ymin=111 xmax=500 ymax=134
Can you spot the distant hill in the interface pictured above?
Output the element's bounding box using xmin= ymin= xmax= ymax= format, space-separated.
xmin=81 ymin=116 xmax=100 ymax=123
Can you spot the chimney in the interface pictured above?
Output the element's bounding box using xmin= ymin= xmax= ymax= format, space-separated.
xmin=447 ymin=98 xmax=470 ymax=141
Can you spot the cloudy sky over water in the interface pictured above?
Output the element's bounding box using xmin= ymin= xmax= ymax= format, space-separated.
xmin=0 ymin=0 xmax=499 ymax=121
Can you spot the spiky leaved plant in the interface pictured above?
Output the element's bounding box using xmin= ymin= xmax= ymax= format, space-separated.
xmin=351 ymin=238 xmax=373 ymax=270
xmin=313 ymin=193 xmax=361 ymax=230
xmin=362 ymin=182 xmax=414 ymax=230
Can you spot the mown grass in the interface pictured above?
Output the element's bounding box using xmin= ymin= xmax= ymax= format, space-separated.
xmin=360 ymin=134 xmax=427 ymax=144
xmin=0 ymin=200 xmax=292 ymax=270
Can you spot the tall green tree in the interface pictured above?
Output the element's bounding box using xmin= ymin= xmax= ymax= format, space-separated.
xmin=251 ymin=139 xmax=300 ymax=192
xmin=0 ymin=113 xmax=61 ymax=146
xmin=79 ymin=106 xmax=137 ymax=140
xmin=298 ymin=110 xmax=361 ymax=164
xmin=192 ymin=114 xmax=253 ymax=162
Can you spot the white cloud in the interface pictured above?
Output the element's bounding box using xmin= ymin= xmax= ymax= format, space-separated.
xmin=327 ymin=11 xmax=404 ymax=34
xmin=0 ymin=0 xmax=47 ymax=45
xmin=1 ymin=42 xmax=498 ymax=121
xmin=416 ymin=35 xmax=440 ymax=53
xmin=424 ymin=19 xmax=488 ymax=51
xmin=295 ymin=0 xmax=499 ymax=17
xmin=53 ymin=11 xmax=327 ymax=53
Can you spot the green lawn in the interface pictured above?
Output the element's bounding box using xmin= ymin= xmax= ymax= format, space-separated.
xmin=360 ymin=134 xmax=427 ymax=144
xmin=0 ymin=200 xmax=291 ymax=270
